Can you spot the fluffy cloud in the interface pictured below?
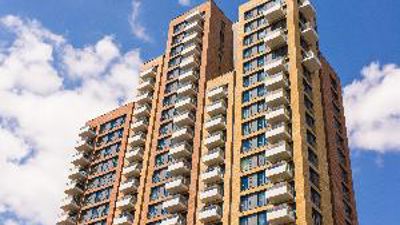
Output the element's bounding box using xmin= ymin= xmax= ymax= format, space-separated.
xmin=129 ymin=0 xmax=151 ymax=42
xmin=178 ymin=0 xmax=191 ymax=6
xmin=344 ymin=62 xmax=400 ymax=153
xmin=0 ymin=15 xmax=142 ymax=225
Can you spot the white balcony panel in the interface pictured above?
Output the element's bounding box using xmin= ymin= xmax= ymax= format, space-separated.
xmin=129 ymin=133 xmax=146 ymax=146
xmin=204 ymin=116 xmax=226 ymax=132
xmin=201 ymin=167 xmax=224 ymax=184
xmin=68 ymin=167 xmax=87 ymax=181
xmin=265 ymin=162 xmax=293 ymax=183
xmin=264 ymin=58 xmax=287 ymax=75
xmin=265 ymin=89 xmax=289 ymax=107
xmin=162 ymin=195 xmax=188 ymax=213
xmin=116 ymin=196 xmax=136 ymax=210
xmin=303 ymin=50 xmax=321 ymax=72
xmin=263 ymin=2 xmax=285 ymax=22
xmin=173 ymin=112 xmax=195 ymax=127
xmin=60 ymin=197 xmax=79 ymax=212
xmin=206 ymin=101 xmax=226 ymax=116
xmin=119 ymin=179 xmax=139 ymax=194
xmin=131 ymin=119 xmax=148 ymax=131
xmin=265 ymin=123 xmax=291 ymax=143
xmin=265 ymin=142 xmax=292 ymax=163
xmin=299 ymin=0 xmax=316 ymax=19
xmin=140 ymin=67 xmax=157 ymax=79
xmin=137 ymin=80 xmax=154 ymax=92
xmin=177 ymin=83 xmax=197 ymax=96
xmin=302 ymin=23 xmax=319 ymax=43
xmin=134 ymin=92 xmax=153 ymax=104
xmin=64 ymin=181 xmax=84 ymax=195
xmin=199 ymin=206 xmax=222 ymax=223
xmin=179 ymin=70 xmax=198 ymax=82
xmin=266 ymin=183 xmax=294 ymax=204
xmin=180 ymin=56 xmax=199 ymax=69
xmin=181 ymin=44 xmax=201 ymax=57
xmin=71 ymin=152 xmax=90 ymax=166
xmin=160 ymin=215 xmax=186 ymax=225
xmin=267 ymin=205 xmax=296 ymax=224
xmin=184 ymin=21 xmax=203 ymax=33
xmin=207 ymin=86 xmax=226 ymax=100
xmin=123 ymin=163 xmax=142 ymax=177
xmin=56 ymin=214 xmax=77 ymax=225
xmin=79 ymin=125 xmax=96 ymax=139
xmin=170 ymin=142 xmax=192 ymax=158
xmin=165 ymin=177 xmax=189 ymax=194
xmin=264 ymin=29 xmax=286 ymax=49
xmin=125 ymin=148 xmax=144 ymax=162
xmin=172 ymin=128 xmax=194 ymax=142
xmin=265 ymin=106 xmax=290 ymax=123
xmin=175 ymin=97 xmax=196 ymax=111
xmin=181 ymin=32 xmax=201 ymax=45
xmin=204 ymin=132 xmax=225 ymax=149
xmin=75 ymin=139 xmax=93 ymax=152
xmin=133 ymin=105 xmax=151 ymax=117
xmin=113 ymin=214 xmax=134 ymax=225
xmin=202 ymin=149 xmax=224 ymax=166
xmin=168 ymin=161 xmax=191 ymax=176
xmin=185 ymin=10 xmax=202 ymax=22
xmin=264 ymin=72 xmax=288 ymax=90
xmin=200 ymin=186 xmax=223 ymax=203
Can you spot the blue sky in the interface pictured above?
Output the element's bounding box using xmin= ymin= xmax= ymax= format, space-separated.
xmin=0 ymin=0 xmax=399 ymax=225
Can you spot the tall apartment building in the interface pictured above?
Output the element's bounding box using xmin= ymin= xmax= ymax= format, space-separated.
xmin=57 ymin=1 xmax=358 ymax=225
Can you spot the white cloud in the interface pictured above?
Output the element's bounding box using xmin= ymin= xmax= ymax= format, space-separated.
xmin=178 ymin=0 xmax=191 ymax=6
xmin=129 ymin=1 xmax=151 ymax=42
xmin=0 ymin=15 xmax=142 ymax=225
xmin=344 ymin=62 xmax=400 ymax=153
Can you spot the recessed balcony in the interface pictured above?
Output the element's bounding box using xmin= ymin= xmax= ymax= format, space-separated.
xmin=128 ymin=132 xmax=146 ymax=146
xmin=116 ymin=195 xmax=136 ymax=210
xmin=177 ymin=82 xmax=197 ymax=96
xmin=265 ymin=162 xmax=293 ymax=183
xmin=119 ymin=179 xmax=139 ymax=194
xmin=185 ymin=10 xmax=202 ymax=22
xmin=265 ymin=123 xmax=291 ymax=142
xmin=173 ymin=112 xmax=195 ymax=127
xmin=131 ymin=119 xmax=149 ymax=132
xmin=79 ymin=125 xmax=96 ymax=139
xmin=162 ymin=195 xmax=188 ymax=213
xmin=265 ymin=142 xmax=292 ymax=163
xmin=181 ymin=32 xmax=201 ymax=45
xmin=56 ymin=213 xmax=77 ymax=225
xmin=204 ymin=132 xmax=225 ymax=149
xmin=265 ymin=106 xmax=290 ymax=123
xmin=264 ymin=29 xmax=286 ymax=49
xmin=180 ymin=56 xmax=199 ymax=69
xmin=184 ymin=21 xmax=203 ymax=33
xmin=266 ymin=204 xmax=296 ymax=224
xmin=179 ymin=69 xmax=198 ymax=82
xmin=168 ymin=160 xmax=191 ymax=176
xmin=133 ymin=104 xmax=151 ymax=117
xmin=160 ymin=214 xmax=186 ymax=225
xmin=265 ymin=72 xmax=288 ymax=90
xmin=200 ymin=185 xmax=223 ymax=203
xmin=113 ymin=213 xmax=134 ymax=225
xmin=175 ymin=97 xmax=196 ymax=111
xmin=265 ymin=89 xmax=289 ymax=107
xmin=201 ymin=167 xmax=224 ymax=184
xmin=204 ymin=116 xmax=226 ymax=132
xmin=199 ymin=205 xmax=222 ymax=223
xmin=264 ymin=57 xmax=287 ymax=75
xmin=137 ymin=79 xmax=155 ymax=92
xmin=299 ymin=0 xmax=316 ymax=20
xmin=206 ymin=101 xmax=226 ymax=116
xmin=134 ymin=92 xmax=153 ymax=104
xmin=266 ymin=182 xmax=294 ymax=204
xmin=202 ymin=148 xmax=224 ymax=166
xmin=68 ymin=167 xmax=87 ymax=181
xmin=71 ymin=152 xmax=90 ymax=167
xmin=64 ymin=181 xmax=84 ymax=195
xmin=263 ymin=2 xmax=285 ymax=22
xmin=170 ymin=142 xmax=192 ymax=158
xmin=207 ymin=86 xmax=226 ymax=101
xmin=75 ymin=139 xmax=93 ymax=152
xmin=123 ymin=162 xmax=142 ymax=177
xmin=139 ymin=67 xmax=157 ymax=79
xmin=172 ymin=127 xmax=194 ymax=142
xmin=302 ymin=50 xmax=321 ymax=72
xmin=301 ymin=22 xmax=319 ymax=44
xmin=180 ymin=44 xmax=201 ymax=57
xmin=125 ymin=147 xmax=144 ymax=162
xmin=165 ymin=177 xmax=189 ymax=194
xmin=60 ymin=197 xmax=80 ymax=212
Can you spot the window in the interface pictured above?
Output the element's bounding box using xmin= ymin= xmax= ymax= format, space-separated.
xmin=161 ymin=108 xmax=175 ymax=121
xmin=308 ymin=148 xmax=319 ymax=168
xmin=344 ymin=201 xmax=352 ymax=219
xmin=240 ymin=211 xmax=267 ymax=225
xmin=341 ymin=167 xmax=349 ymax=183
xmin=243 ymin=71 xmax=266 ymax=88
xmin=306 ymin=113 xmax=315 ymax=129
xmin=312 ymin=208 xmax=323 ymax=225
xmin=159 ymin=122 xmax=173 ymax=136
xmin=304 ymin=79 xmax=313 ymax=96
xmin=243 ymin=43 xmax=266 ymax=59
xmin=342 ymin=184 xmax=351 ymax=202
xmin=168 ymin=56 xmax=182 ymax=67
xmin=150 ymin=185 xmax=169 ymax=201
xmin=157 ymin=138 xmax=170 ymax=151
xmin=242 ymin=117 xmax=267 ymax=136
xmin=305 ymin=95 xmax=314 ymax=112
xmin=242 ymin=85 xmax=266 ymax=103
xmin=242 ymin=134 xmax=268 ymax=153
xmin=165 ymin=80 xmax=179 ymax=94
xmin=91 ymin=157 xmax=118 ymax=175
xmin=241 ymin=171 xmax=268 ymax=191
xmin=307 ymin=130 xmax=317 ymax=146
xmin=152 ymin=168 xmax=170 ymax=183
xmin=242 ymin=101 xmax=267 ymax=119
xmin=241 ymin=152 xmax=266 ymax=172
xmin=240 ymin=191 xmax=267 ymax=212
xmin=337 ymin=148 xmax=346 ymax=165
xmin=309 ymin=167 xmax=320 ymax=188
xmin=163 ymin=94 xmax=177 ymax=107
xmin=311 ymin=187 xmax=321 ymax=208
xmin=148 ymin=202 xmax=167 ymax=218
xmin=155 ymin=153 xmax=171 ymax=167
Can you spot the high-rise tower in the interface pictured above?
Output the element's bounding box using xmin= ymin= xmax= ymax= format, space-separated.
xmin=58 ymin=1 xmax=358 ymax=225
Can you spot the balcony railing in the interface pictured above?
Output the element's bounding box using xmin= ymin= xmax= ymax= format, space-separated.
xmin=202 ymin=148 xmax=224 ymax=166
xmin=199 ymin=205 xmax=222 ymax=223
xmin=264 ymin=57 xmax=288 ymax=75
xmin=200 ymin=185 xmax=223 ymax=203
xmin=265 ymin=162 xmax=293 ymax=182
xmin=60 ymin=197 xmax=80 ymax=212
xmin=302 ymin=50 xmax=321 ymax=72
xmin=162 ymin=195 xmax=188 ymax=213
xmin=206 ymin=101 xmax=226 ymax=116
xmin=139 ymin=67 xmax=157 ymax=79
xmin=168 ymin=160 xmax=191 ymax=176
xmin=56 ymin=213 xmax=77 ymax=225
xmin=116 ymin=195 xmax=136 ymax=210
xmin=173 ymin=112 xmax=195 ymax=126
xmin=265 ymin=182 xmax=295 ymax=204
xmin=113 ymin=212 xmax=134 ymax=225
xmin=201 ymin=167 xmax=224 ymax=183
xmin=299 ymin=0 xmax=316 ymax=19
xmin=266 ymin=204 xmax=296 ymax=224
xmin=264 ymin=29 xmax=286 ymax=49
xmin=79 ymin=125 xmax=96 ymax=139
xmin=119 ymin=178 xmax=139 ymax=194
xmin=204 ymin=132 xmax=225 ymax=148
xmin=71 ymin=152 xmax=90 ymax=166
xmin=165 ymin=176 xmax=189 ymax=194
xmin=170 ymin=142 xmax=192 ymax=158
xmin=263 ymin=0 xmax=285 ymax=22
xmin=265 ymin=141 xmax=292 ymax=162
xmin=160 ymin=214 xmax=186 ymax=225
xmin=204 ymin=116 xmax=226 ymax=132
xmin=207 ymin=86 xmax=226 ymax=100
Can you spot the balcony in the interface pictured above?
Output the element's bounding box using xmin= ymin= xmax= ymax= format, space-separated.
xmin=182 ymin=32 xmax=201 ymax=45
xmin=133 ymin=104 xmax=151 ymax=117
xmin=186 ymin=9 xmax=202 ymax=22
xmin=173 ymin=112 xmax=195 ymax=127
xmin=56 ymin=213 xmax=77 ymax=225
xmin=200 ymin=185 xmax=223 ymax=203
xmin=179 ymin=69 xmax=198 ymax=82
xmin=266 ymin=204 xmax=296 ymax=224
xmin=116 ymin=195 xmax=136 ymax=210
xmin=204 ymin=132 xmax=225 ymax=149
xmin=175 ymin=97 xmax=196 ymax=111
xmin=206 ymin=101 xmax=226 ymax=116
xmin=265 ymin=162 xmax=293 ymax=183
xmin=264 ymin=57 xmax=287 ymax=75
xmin=177 ymin=82 xmax=197 ymax=96
xmin=162 ymin=195 xmax=188 ymax=213
xmin=265 ymin=89 xmax=289 ymax=107
xmin=170 ymin=142 xmax=192 ymax=158
xmin=202 ymin=148 xmax=224 ymax=166
xmin=204 ymin=116 xmax=226 ymax=132
xmin=134 ymin=92 xmax=153 ymax=104
xmin=181 ymin=44 xmax=201 ymax=57
xmin=199 ymin=205 xmax=222 ymax=223
xmin=60 ymin=197 xmax=80 ymax=212
xmin=140 ymin=67 xmax=157 ymax=79
xmin=264 ymin=29 xmax=286 ymax=49
xmin=266 ymin=182 xmax=294 ymax=204
xmin=165 ymin=177 xmax=189 ymax=194
xmin=299 ymin=0 xmax=316 ymax=20
xmin=263 ymin=2 xmax=285 ymax=22
xmin=265 ymin=72 xmax=288 ymax=90
xmin=123 ymin=162 xmax=142 ymax=177
xmin=68 ymin=167 xmax=87 ymax=181
xmin=113 ymin=213 xmax=134 ymax=225
xmin=75 ymin=139 xmax=93 ymax=152
xmin=302 ymin=50 xmax=321 ymax=72
xmin=301 ymin=22 xmax=319 ymax=44
xmin=265 ymin=142 xmax=292 ymax=163
xmin=207 ymin=86 xmax=226 ymax=101
xmin=71 ymin=152 xmax=90 ymax=166
xmin=265 ymin=106 xmax=290 ymax=123
xmin=160 ymin=214 xmax=186 ymax=225
xmin=128 ymin=132 xmax=146 ymax=146
xmin=184 ymin=21 xmax=203 ymax=33
xmin=180 ymin=56 xmax=199 ymax=69
xmin=265 ymin=123 xmax=291 ymax=142
xmin=125 ymin=147 xmax=144 ymax=162
xmin=137 ymin=79 xmax=155 ymax=92
xmin=168 ymin=160 xmax=191 ymax=176
xmin=64 ymin=181 xmax=84 ymax=195
xmin=119 ymin=179 xmax=139 ymax=194
xmin=201 ymin=167 xmax=224 ymax=183
xmin=172 ymin=127 xmax=194 ymax=142
xmin=131 ymin=119 xmax=149 ymax=132
xmin=79 ymin=125 xmax=96 ymax=139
